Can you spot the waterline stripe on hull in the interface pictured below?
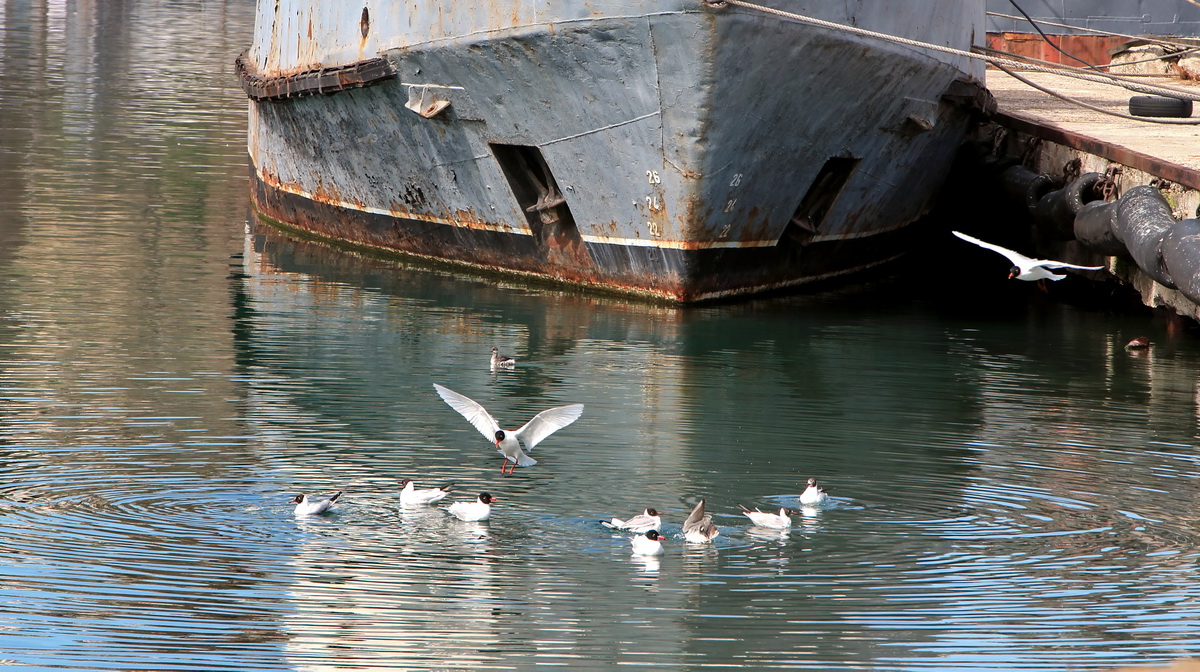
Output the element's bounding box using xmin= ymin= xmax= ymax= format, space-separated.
xmin=578 ymin=235 xmax=776 ymax=250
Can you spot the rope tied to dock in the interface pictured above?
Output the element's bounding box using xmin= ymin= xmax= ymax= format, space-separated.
xmin=714 ymin=0 xmax=1200 ymax=109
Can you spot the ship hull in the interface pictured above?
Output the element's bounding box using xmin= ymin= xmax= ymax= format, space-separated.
xmin=243 ymin=1 xmax=986 ymax=302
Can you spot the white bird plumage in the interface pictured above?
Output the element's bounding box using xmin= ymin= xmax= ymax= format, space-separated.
xmin=682 ymin=498 xmax=720 ymax=543
xmin=433 ymin=383 xmax=584 ymax=474
xmin=446 ymin=492 xmax=495 ymax=521
xmin=799 ymin=478 xmax=829 ymax=506
xmin=601 ymin=508 xmax=661 ymax=533
xmin=292 ymin=491 xmax=341 ymax=516
xmin=738 ymin=504 xmax=793 ymax=529
xmin=631 ymin=529 xmax=665 ymax=556
xmin=398 ymin=478 xmax=454 ymax=507
xmin=952 ymin=230 xmax=1104 ymax=281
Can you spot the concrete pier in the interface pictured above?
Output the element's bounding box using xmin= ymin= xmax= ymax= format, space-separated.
xmin=983 ymin=67 xmax=1200 ymax=321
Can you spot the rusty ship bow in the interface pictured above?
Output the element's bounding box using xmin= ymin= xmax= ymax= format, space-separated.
xmin=240 ymin=0 xmax=988 ymax=302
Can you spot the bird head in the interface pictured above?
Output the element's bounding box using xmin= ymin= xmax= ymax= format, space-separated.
xmin=494 ymin=429 xmax=505 ymax=446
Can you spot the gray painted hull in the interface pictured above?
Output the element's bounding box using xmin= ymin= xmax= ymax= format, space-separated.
xmin=245 ymin=1 xmax=985 ymax=301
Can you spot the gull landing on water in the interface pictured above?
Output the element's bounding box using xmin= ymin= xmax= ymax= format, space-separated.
xmin=433 ymin=383 xmax=584 ymax=474
xmin=951 ymin=230 xmax=1104 ymax=282
xmin=291 ymin=491 xmax=341 ymax=516
xmin=800 ymin=478 xmax=829 ymax=506
xmin=490 ymin=347 xmax=516 ymax=370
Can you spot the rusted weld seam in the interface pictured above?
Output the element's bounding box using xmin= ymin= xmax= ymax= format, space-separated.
xmin=540 ymin=111 xmax=662 ymax=146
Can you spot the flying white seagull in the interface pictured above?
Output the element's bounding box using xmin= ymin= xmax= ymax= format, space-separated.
xmin=952 ymin=230 xmax=1104 ymax=282
xmin=433 ymin=383 xmax=584 ymax=474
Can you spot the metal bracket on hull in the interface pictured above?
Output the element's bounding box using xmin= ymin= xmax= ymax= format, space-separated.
xmin=404 ymin=85 xmax=452 ymax=119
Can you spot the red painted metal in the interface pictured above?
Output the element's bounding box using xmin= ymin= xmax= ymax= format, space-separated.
xmin=986 ymin=33 xmax=1130 ymax=68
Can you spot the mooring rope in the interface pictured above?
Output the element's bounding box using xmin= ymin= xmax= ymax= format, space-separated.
xmin=709 ymin=0 xmax=1200 ymax=105
xmin=992 ymin=61 xmax=1200 ymax=125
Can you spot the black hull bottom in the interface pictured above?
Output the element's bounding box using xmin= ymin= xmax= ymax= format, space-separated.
xmin=251 ymin=170 xmax=921 ymax=303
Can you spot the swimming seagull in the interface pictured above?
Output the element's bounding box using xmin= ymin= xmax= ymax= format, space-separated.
xmin=291 ymin=491 xmax=341 ymax=516
xmin=601 ymin=508 xmax=661 ymax=533
xmin=490 ymin=347 xmax=516 ymax=369
xmin=398 ymin=478 xmax=454 ymax=507
xmin=738 ymin=504 xmax=794 ymax=529
xmin=951 ymin=230 xmax=1104 ymax=281
xmin=631 ymin=529 xmax=665 ymax=556
xmin=799 ymin=478 xmax=829 ymax=506
xmin=433 ymin=383 xmax=584 ymax=474
xmin=447 ymin=492 xmax=495 ymax=521
xmin=681 ymin=498 xmax=720 ymax=543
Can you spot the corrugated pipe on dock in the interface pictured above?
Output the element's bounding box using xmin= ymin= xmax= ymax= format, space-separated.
xmin=979 ymin=147 xmax=1200 ymax=303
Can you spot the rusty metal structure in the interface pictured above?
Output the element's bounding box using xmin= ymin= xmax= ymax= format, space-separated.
xmin=241 ymin=0 xmax=988 ymax=302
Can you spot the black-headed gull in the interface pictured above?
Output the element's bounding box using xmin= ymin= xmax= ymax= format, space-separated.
xmin=601 ymin=508 xmax=661 ymax=533
xmin=799 ymin=478 xmax=829 ymax=506
xmin=631 ymin=529 xmax=665 ymax=556
xmin=291 ymin=491 xmax=341 ymax=516
xmin=447 ymin=492 xmax=494 ymax=521
xmin=398 ymin=478 xmax=454 ymax=507
xmin=433 ymin=383 xmax=584 ymax=474
xmin=952 ymin=230 xmax=1104 ymax=281
xmin=490 ymin=347 xmax=516 ymax=370
xmin=738 ymin=504 xmax=794 ymax=529
xmin=681 ymin=498 xmax=719 ymax=543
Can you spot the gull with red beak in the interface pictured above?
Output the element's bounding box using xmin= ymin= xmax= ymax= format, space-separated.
xmin=952 ymin=230 xmax=1104 ymax=282
xmin=433 ymin=383 xmax=584 ymax=474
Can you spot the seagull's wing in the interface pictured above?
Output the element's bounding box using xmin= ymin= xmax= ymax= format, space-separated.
xmin=515 ymin=403 xmax=584 ymax=450
xmin=683 ymin=498 xmax=710 ymax=532
xmin=433 ymin=384 xmax=501 ymax=441
xmin=1036 ymin=260 xmax=1106 ymax=271
xmin=952 ymin=231 xmax=1034 ymax=266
